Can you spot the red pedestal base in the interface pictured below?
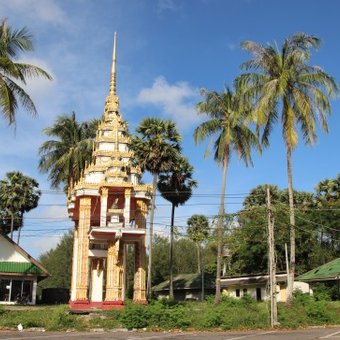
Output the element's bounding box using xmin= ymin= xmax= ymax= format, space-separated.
xmin=102 ymin=300 xmax=125 ymax=310
xmin=69 ymin=300 xmax=125 ymax=311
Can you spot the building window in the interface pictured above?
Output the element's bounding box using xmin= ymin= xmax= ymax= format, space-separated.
xmin=256 ymin=287 xmax=262 ymax=301
xmin=0 ymin=278 xmax=33 ymax=303
xmin=243 ymin=288 xmax=247 ymax=295
xmin=236 ymin=289 xmax=240 ymax=297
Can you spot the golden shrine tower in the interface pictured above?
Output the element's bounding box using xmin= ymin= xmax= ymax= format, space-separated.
xmin=68 ymin=33 xmax=151 ymax=310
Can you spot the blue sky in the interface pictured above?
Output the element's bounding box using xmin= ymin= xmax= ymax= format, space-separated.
xmin=1 ymin=0 xmax=339 ymax=258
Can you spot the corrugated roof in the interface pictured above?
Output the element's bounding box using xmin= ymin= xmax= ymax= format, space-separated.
xmin=297 ymin=258 xmax=340 ymax=282
xmin=0 ymin=261 xmax=44 ymax=274
xmin=153 ymin=273 xmax=215 ymax=292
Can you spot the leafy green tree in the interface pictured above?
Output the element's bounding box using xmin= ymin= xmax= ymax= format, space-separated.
xmin=230 ymin=184 xmax=333 ymax=276
xmin=131 ymin=117 xmax=181 ymax=299
xmin=237 ymin=33 xmax=338 ymax=302
xmin=194 ymin=87 xmax=259 ymax=304
xmin=173 ymin=238 xmax=198 ymax=275
xmin=151 ymin=235 xmax=199 ymax=287
xmin=39 ymin=232 xmax=73 ymax=289
xmin=187 ymin=214 xmax=209 ymax=273
xmin=38 ymin=112 xmax=99 ymax=193
xmin=187 ymin=214 xmax=210 ymax=301
xmin=0 ymin=171 xmax=40 ymax=242
xmin=158 ymin=156 xmax=197 ymax=299
xmin=152 ymin=235 xmax=170 ymax=286
xmin=314 ymin=175 xmax=340 ymax=253
xmin=0 ymin=19 xmax=52 ymax=125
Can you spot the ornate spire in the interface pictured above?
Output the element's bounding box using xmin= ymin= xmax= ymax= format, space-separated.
xmin=104 ymin=32 xmax=119 ymax=116
xmin=110 ymin=32 xmax=117 ymax=96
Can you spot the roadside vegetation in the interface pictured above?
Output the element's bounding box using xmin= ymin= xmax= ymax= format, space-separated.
xmin=0 ymin=293 xmax=339 ymax=331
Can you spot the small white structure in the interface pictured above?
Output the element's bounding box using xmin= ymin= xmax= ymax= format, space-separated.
xmin=221 ymin=273 xmax=311 ymax=302
xmin=0 ymin=234 xmax=48 ymax=304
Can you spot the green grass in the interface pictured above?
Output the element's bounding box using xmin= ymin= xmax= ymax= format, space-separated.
xmin=0 ymin=295 xmax=339 ymax=331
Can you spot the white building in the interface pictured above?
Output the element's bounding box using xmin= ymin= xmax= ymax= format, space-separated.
xmin=221 ymin=273 xmax=311 ymax=302
xmin=0 ymin=234 xmax=48 ymax=304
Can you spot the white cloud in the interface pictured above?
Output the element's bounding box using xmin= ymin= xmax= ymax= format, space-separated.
xmin=28 ymin=235 xmax=62 ymax=256
xmin=20 ymin=57 xmax=56 ymax=101
xmin=0 ymin=0 xmax=68 ymax=26
xmin=36 ymin=205 xmax=69 ymax=220
xmin=137 ymin=76 xmax=200 ymax=129
xmin=157 ymin=0 xmax=180 ymax=13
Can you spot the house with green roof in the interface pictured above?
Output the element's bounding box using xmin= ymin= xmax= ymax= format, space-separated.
xmin=0 ymin=234 xmax=48 ymax=304
xmin=297 ymin=258 xmax=340 ymax=282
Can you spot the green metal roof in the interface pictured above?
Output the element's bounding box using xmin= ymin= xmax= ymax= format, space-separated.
xmin=0 ymin=262 xmax=44 ymax=275
xmin=297 ymin=258 xmax=340 ymax=282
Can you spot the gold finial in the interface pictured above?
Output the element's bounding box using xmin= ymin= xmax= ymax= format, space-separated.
xmin=104 ymin=32 xmax=120 ymax=115
xmin=110 ymin=32 xmax=117 ymax=96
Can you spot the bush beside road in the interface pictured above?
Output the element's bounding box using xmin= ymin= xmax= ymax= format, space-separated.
xmin=0 ymin=294 xmax=339 ymax=332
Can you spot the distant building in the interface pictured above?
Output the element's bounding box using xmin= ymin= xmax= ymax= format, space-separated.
xmin=0 ymin=234 xmax=48 ymax=305
xmin=221 ymin=273 xmax=311 ymax=302
xmin=153 ymin=273 xmax=215 ymax=301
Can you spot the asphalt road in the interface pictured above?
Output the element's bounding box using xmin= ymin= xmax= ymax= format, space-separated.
xmin=1 ymin=327 xmax=340 ymax=340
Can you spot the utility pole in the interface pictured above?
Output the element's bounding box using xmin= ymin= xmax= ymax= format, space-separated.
xmin=266 ymin=186 xmax=278 ymax=327
xmin=201 ymin=244 xmax=205 ymax=301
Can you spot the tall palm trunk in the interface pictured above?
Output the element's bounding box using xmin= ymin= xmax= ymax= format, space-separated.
xmin=197 ymin=242 xmax=201 ymax=273
xmin=169 ymin=203 xmax=175 ymax=300
xmin=10 ymin=212 xmax=14 ymax=240
xmin=286 ymin=145 xmax=296 ymax=304
xmin=215 ymin=152 xmax=228 ymax=304
xmin=17 ymin=227 xmax=22 ymax=244
xmin=147 ymin=173 xmax=158 ymax=300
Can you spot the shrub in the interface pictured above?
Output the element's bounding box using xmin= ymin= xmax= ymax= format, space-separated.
xmin=201 ymin=310 xmax=223 ymax=328
xmin=47 ymin=305 xmax=79 ymax=330
xmin=118 ymin=304 xmax=150 ymax=330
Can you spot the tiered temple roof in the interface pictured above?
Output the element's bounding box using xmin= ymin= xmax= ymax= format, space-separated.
xmin=68 ymin=33 xmax=151 ymax=215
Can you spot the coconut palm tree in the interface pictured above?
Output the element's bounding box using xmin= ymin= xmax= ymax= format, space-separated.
xmin=236 ymin=33 xmax=338 ymax=303
xmin=38 ymin=112 xmax=99 ymax=193
xmin=131 ymin=117 xmax=181 ymax=299
xmin=158 ymin=156 xmax=197 ymax=299
xmin=0 ymin=171 xmax=40 ymax=241
xmin=0 ymin=19 xmax=52 ymax=125
xmin=194 ymin=87 xmax=259 ymax=304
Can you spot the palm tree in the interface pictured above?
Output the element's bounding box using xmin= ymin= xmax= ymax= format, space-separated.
xmin=131 ymin=117 xmax=181 ymax=299
xmin=187 ymin=214 xmax=209 ymax=301
xmin=0 ymin=171 xmax=40 ymax=242
xmin=194 ymin=87 xmax=259 ymax=304
xmin=0 ymin=19 xmax=52 ymax=125
xmin=187 ymin=214 xmax=209 ymax=273
xmin=236 ymin=33 xmax=338 ymax=303
xmin=38 ymin=112 xmax=99 ymax=192
xmin=158 ymin=156 xmax=197 ymax=299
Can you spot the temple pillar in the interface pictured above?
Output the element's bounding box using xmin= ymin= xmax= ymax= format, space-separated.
xmin=75 ymin=197 xmax=91 ymax=301
xmin=70 ymin=227 xmax=79 ymax=301
xmin=105 ymin=239 xmax=124 ymax=303
xmin=133 ymin=239 xmax=147 ymax=303
xmin=124 ymin=188 xmax=131 ymax=227
xmin=100 ymin=188 xmax=109 ymax=227
xmin=135 ymin=199 xmax=147 ymax=229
